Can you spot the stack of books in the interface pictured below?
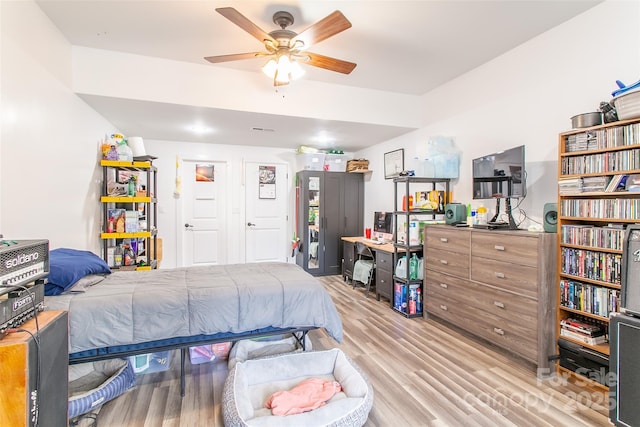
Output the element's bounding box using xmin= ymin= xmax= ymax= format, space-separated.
xmin=560 ymin=318 xmax=607 ymax=345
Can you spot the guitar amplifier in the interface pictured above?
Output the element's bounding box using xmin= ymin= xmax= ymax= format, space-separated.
xmin=621 ymin=225 xmax=640 ymax=318
xmin=0 ymin=240 xmax=49 ymax=288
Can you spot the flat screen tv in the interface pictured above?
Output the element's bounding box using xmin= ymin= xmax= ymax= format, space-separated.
xmin=472 ymin=145 xmax=527 ymax=199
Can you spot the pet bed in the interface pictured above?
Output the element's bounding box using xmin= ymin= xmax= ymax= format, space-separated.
xmin=222 ymin=348 xmax=373 ymax=427
xmin=68 ymin=358 xmax=136 ymax=420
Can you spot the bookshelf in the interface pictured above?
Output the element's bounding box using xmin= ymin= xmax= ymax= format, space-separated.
xmin=556 ymin=117 xmax=640 ymax=391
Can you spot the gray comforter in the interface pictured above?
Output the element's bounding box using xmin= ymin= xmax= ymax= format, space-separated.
xmin=45 ymin=262 xmax=343 ymax=354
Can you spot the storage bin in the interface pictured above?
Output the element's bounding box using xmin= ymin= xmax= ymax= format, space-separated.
xmin=324 ymin=154 xmax=350 ymax=172
xmin=612 ymin=89 xmax=640 ymax=120
xmin=128 ymin=351 xmax=171 ymax=374
xmin=297 ymin=153 xmax=326 ymax=171
xmin=189 ymin=342 xmax=231 ymax=364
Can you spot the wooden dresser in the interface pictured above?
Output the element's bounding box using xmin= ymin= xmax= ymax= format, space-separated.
xmin=423 ymin=225 xmax=556 ymax=374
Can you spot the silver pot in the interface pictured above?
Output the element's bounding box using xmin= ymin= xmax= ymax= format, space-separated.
xmin=571 ymin=112 xmax=603 ymax=128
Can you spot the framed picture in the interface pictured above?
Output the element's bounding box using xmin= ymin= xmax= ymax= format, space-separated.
xmin=384 ymin=149 xmax=404 ymax=179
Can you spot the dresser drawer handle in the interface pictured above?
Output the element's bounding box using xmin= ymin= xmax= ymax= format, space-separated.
xmin=494 ymin=245 xmax=505 ymax=251
xmin=440 ymin=305 xmax=448 ymax=311
xmin=493 ymin=328 xmax=505 ymax=335
xmin=440 ymin=283 xmax=448 ymax=289
xmin=440 ymin=260 xmax=448 ymax=265
xmin=495 ymin=272 xmax=505 ymax=279
xmin=494 ymin=301 xmax=505 ymax=309
xmin=440 ymin=237 xmax=448 ymax=243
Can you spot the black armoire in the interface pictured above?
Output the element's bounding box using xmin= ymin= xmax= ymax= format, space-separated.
xmin=296 ymin=171 xmax=363 ymax=276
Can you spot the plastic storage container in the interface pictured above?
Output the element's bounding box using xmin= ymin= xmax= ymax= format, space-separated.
xmin=297 ymin=153 xmax=326 ymax=171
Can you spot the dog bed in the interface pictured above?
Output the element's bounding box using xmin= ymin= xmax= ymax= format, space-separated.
xmin=227 ymin=333 xmax=312 ymax=371
xmin=68 ymin=358 xmax=136 ymax=420
xmin=222 ymin=348 xmax=373 ymax=427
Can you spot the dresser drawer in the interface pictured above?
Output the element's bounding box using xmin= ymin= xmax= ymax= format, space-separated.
xmin=471 ymin=257 xmax=538 ymax=299
xmin=471 ymin=233 xmax=539 ymax=267
xmin=425 ymin=269 xmax=537 ymax=326
xmin=375 ymin=253 xmax=393 ymax=301
xmin=424 ymin=248 xmax=469 ymax=278
xmin=424 ymin=226 xmax=470 ymax=255
xmin=425 ymin=291 xmax=538 ymax=363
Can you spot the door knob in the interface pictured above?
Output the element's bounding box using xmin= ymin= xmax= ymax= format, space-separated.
xmin=247 ymin=222 xmax=256 ymax=226
xmin=184 ymin=223 xmax=194 ymax=228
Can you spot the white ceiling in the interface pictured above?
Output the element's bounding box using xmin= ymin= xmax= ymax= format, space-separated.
xmin=36 ymin=0 xmax=601 ymax=151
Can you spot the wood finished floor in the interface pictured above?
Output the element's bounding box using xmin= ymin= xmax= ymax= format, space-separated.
xmin=83 ymin=275 xmax=612 ymax=427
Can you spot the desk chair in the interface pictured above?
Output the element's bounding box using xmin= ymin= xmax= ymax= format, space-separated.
xmin=352 ymin=241 xmax=375 ymax=297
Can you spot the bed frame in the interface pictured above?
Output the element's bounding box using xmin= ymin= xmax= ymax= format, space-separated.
xmin=68 ymin=326 xmax=314 ymax=396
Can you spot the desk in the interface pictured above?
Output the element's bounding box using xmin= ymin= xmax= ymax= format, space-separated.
xmin=341 ymin=237 xmax=394 ymax=302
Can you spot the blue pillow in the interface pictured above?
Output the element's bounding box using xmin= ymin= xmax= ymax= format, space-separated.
xmin=45 ymin=248 xmax=111 ymax=296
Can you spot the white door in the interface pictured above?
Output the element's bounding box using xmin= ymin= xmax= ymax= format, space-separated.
xmin=182 ymin=160 xmax=227 ymax=266
xmin=245 ymin=162 xmax=288 ymax=263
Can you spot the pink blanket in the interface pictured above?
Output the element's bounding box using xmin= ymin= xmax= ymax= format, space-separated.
xmin=264 ymin=378 xmax=343 ymax=416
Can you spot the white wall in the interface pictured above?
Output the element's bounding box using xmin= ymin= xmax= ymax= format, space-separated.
xmin=356 ymin=0 xmax=640 ymax=230
xmin=2 ymin=0 xmax=638 ymax=266
xmin=144 ymin=139 xmax=301 ymax=268
xmin=0 ymin=1 xmax=116 ymax=250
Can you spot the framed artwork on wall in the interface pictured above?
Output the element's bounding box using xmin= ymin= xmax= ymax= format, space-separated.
xmin=384 ymin=149 xmax=404 ymax=179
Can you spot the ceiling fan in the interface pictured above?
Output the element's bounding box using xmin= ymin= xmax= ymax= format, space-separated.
xmin=204 ymin=7 xmax=357 ymax=86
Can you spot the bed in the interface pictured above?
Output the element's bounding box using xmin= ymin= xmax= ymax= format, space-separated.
xmin=43 ymin=250 xmax=343 ymax=394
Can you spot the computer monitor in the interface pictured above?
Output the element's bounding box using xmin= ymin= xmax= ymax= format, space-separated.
xmin=373 ymin=212 xmax=393 ymax=240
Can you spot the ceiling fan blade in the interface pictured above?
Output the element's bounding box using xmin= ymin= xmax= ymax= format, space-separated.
xmin=215 ymin=7 xmax=275 ymax=44
xmin=204 ymin=52 xmax=270 ymax=63
xmin=301 ymin=52 xmax=357 ymax=74
xmin=291 ymin=11 xmax=352 ymax=48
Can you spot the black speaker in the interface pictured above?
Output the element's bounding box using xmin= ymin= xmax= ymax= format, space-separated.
xmin=610 ymin=313 xmax=640 ymax=426
xmin=444 ymin=203 xmax=466 ymax=225
xmin=543 ymin=202 xmax=557 ymax=233
xmin=621 ymin=224 xmax=640 ymax=317
xmin=0 ymin=311 xmax=68 ymax=426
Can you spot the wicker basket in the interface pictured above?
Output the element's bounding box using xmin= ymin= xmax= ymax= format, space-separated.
xmin=347 ymin=159 xmax=369 ymax=172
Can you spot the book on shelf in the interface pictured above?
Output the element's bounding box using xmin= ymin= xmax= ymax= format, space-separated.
xmin=560 ymin=318 xmax=605 ymax=336
xmin=560 ymin=327 xmax=607 ymax=345
xmin=605 ymin=174 xmax=628 ymax=192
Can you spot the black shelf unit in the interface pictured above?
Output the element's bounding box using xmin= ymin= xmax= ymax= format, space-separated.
xmin=392 ymin=176 xmax=450 ymax=318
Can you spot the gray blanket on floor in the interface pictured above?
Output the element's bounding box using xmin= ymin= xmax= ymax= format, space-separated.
xmin=45 ymin=262 xmax=343 ymax=354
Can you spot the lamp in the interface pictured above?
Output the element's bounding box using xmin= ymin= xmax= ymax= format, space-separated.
xmin=262 ymin=51 xmax=305 ymax=86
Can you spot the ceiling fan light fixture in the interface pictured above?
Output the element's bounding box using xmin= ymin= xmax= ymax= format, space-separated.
xmin=262 ymin=59 xmax=278 ymax=78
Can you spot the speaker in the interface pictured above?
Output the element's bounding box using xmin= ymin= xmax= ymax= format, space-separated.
xmin=0 ymin=311 xmax=68 ymax=426
xmin=621 ymin=224 xmax=640 ymax=317
xmin=444 ymin=203 xmax=466 ymax=225
xmin=610 ymin=313 xmax=640 ymax=426
xmin=543 ymin=202 xmax=557 ymax=233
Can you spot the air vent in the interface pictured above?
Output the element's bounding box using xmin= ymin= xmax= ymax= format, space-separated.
xmin=251 ymin=127 xmax=275 ymax=132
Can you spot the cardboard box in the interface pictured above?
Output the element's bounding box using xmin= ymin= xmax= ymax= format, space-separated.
xmin=346 ymin=159 xmax=369 ymax=172
xmin=149 ymin=237 xmax=163 ymax=268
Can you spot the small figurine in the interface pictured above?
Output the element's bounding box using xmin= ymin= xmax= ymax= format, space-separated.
xmin=106 ymin=145 xmax=119 ymax=160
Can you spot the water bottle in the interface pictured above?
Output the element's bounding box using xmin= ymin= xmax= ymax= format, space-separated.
xmin=409 ymin=253 xmax=419 ymax=280
xmin=114 ymin=245 xmax=123 ymax=268
xmin=416 ymin=287 xmax=422 ymax=313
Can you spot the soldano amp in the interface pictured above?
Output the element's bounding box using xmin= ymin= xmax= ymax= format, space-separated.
xmin=0 ymin=240 xmax=49 ymax=332
xmin=0 ymin=239 xmax=49 ymax=288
